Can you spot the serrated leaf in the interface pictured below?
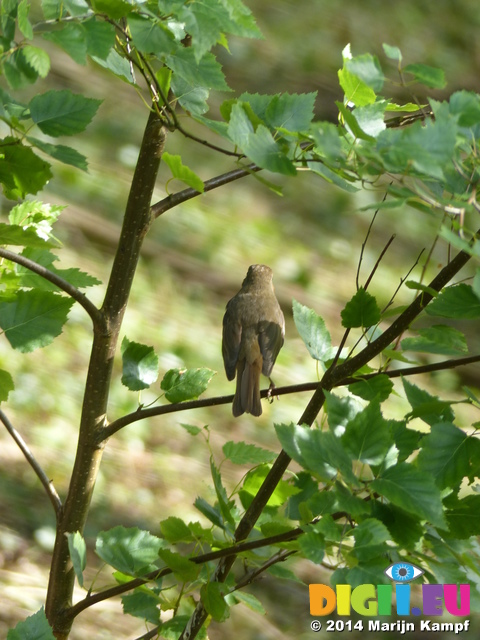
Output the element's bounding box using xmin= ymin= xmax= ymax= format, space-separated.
xmin=426 ymin=284 xmax=480 ymax=319
xmin=42 ymin=23 xmax=88 ymax=65
xmin=91 ymin=49 xmax=134 ymax=83
xmin=445 ymin=495 xmax=480 ymax=539
xmin=121 ymin=591 xmax=160 ymax=624
xmin=351 ymin=518 xmax=390 ymax=562
xmin=401 ymin=325 xmax=468 ymax=356
xmin=230 ymin=590 xmax=265 ymax=615
xmin=210 ymin=457 xmax=235 ymax=527
xmin=371 ymin=462 xmax=446 ymax=528
xmin=91 ymin=0 xmax=133 ymax=19
xmin=240 ymin=463 xmax=299 ymax=508
xmin=201 ymin=582 xmax=230 ymax=622
xmin=29 ymin=90 xmax=102 ymax=137
xmin=160 ymin=367 xmax=215 ymax=403
xmin=348 ymin=374 xmax=393 ymax=402
xmin=0 ymin=139 xmax=52 ymax=200
xmin=167 ymin=47 xmax=230 ymax=91
xmin=162 ymin=152 xmax=204 ymax=192
xmin=346 ymin=54 xmax=384 ymax=93
xmin=180 ymin=423 xmax=203 ymax=436
xmin=265 ymin=92 xmax=317 ymax=132
xmin=416 ymin=423 xmax=471 ymax=490
xmin=21 ymin=45 xmax=50 ymax=77
xmin=171 ymin=75 xmax=210 ymax=116
xmin=7 ymin=607 xmax=55 ymax=640
xmin=243 ymin=124 xmax=297 ymax=175
xmin=121 ymin=337 xmax=159 ymax=391
xmin=405 ymin=63 xmax=446 ymax=89
xmin=292 ymin=299 xmax=332 ymax=362
xmin=222 ymin=440 xmax=276 ymax=465
xmin=342 ymin=401 xmax=394 ymax=465
xmin=83 ymin=17 xmax=116 ymax=60
xmin=158 ymin=549 xmax=199 ymax=582
xmin=96 ymin=526 xmax=163 ymax=576
xmin=341 ymin=287 xmax=381 ymax=328
xmin=0 ymin=369 xmax=14 ymax=402
xmin=28 ymin=137 xmax=88 ymax=171
xmin=0 ymin=223 xmax=56 ymax=248
xmin=403 ymin=378 xmax=455 ymax=426
xmin=160 ymin=516 xmax=192 ymax=543
xmin=324 ymin=391 xmax=363 ymax=435
xmin=194 ymin=496 xmax=225 ymax=528
xmin=0 ymin=290 xmax=74 ymax=352
xmin=17 ymin=0 xmax=34 ymax=39
xmin=66 ymin=531 xmax=86 ymax=588
xmin=128 ymin=14 xmax=176 ymax=56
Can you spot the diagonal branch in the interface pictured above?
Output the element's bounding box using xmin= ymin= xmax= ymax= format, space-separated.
xmin=0 ymin=408 xmax=62 ymax=516
xmin=0 ymin=247 xmax=104 ymax=329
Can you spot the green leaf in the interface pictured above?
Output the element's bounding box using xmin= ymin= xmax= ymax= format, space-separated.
xmin=0 ymin=291 xmax=74 ymax=352
xmin=66 ymin=531 xmax=87 ymax=588
xmin=9 ymin=200 xmax=64 ymax=240
xmin=342 ymin=401 xmax=394 ymax=465
xmin=121 ymin=337 xmax=159 ymax=391
xmin=160 ymin=367 xmax=215 ymax=403
xmin=121 ymin=591 xmax=160 ymax=624
xmin=0 ymin=223 xmax=56 ymax=248
xmin=171 ymin=75 xmax=210 ymax=116
xmin=42 ymin=23 xmax=88 ymax=65
xmin=338 ymin=65 xmax=376 ymax=107
xmin=0 ymin=139 xmax=52 ymax=200
xmin=401 ymin=325 xmax=468 ymax=356
xmin=83 ymin=17 xmax=116 ymax=60
xmin=382 ymin=43 xmax=402 ymax=63
xmin=28 ymin=137 xmax=88 ymax=171
xmin=275 ymin=423 xmax=359 ymax=486
xmin=416 ymin=423 xmax=471 ymax=490
xmin=158 ymin=549 xmax=199 ymax=582
xmin=0 ymin=369 xmax=14 ymax=402
xmin=128 ymin=14 xmax=176 ymax=56
xmin=29 ymin=90 xmax=102 ymax=137
xmin=194 ymin=497 xmax=225 ymax=528
xmin=210 ymin=457 xmax=235 ymax=527
xmin=91 ymin=49 xmax=134 ymax=83
xmin=222 ymin=440 xmax=276 ymax=465
xmin=341 ymin=287 xmax=381 ymax=328
xmin=96 ymin=526 xmax=164 ymax=576
xmin=324 ymin=391 xmax=363 ymax=435
xmin=160 ymin=516 xmax=192 ymax=543
xmin=7 ymin=607 xmax=55 ymax=640
xmin=91 ymin=0 xmax=133 ymax=19
xmin=298 ymin=531 xmax=325 ymax=564
xmin=201 ymin=582 xmax=230 ymax=622
xmin=371 ymin=462 xmax=446 ymax=528
xmin=370 ymin=501 xmax=424 ymax=547
xmin=403 ymin=378 xmax=455 ymax=426
xmin=404 ymin=63 xmax=446 ymax=89
xmin=229 ymin=590 xmax=265 ymax=615
xmin=167 ymin=47 xmax=230 ymax=91
xmin=240 ymin=463 xmax=298 ymax=508
xmin=17 ymin=0 xmax=33 ymax=39
xmin=21 ymin=45 xmax=50 ymax=77
xmin=265 ymin=92 xmax=317 ymax=132
xmin=162 ymin=152 xmax=204 ymax=192
xmin=292 ymin=299 xmax=332 ymax=362
xmin=445 ymin=494 xmax=480 ymax=539
xmin=180 ymin=423 xmax=203 ymax=436
xmin=348 ymin=374 xmax=393 ymax=402
xmin=346 ymin=54 xmax=384 ymax=93
xmin=351 ymin=518 xmax=390 ymax=562
xmin=241 ymin=124 xmax=297 ymax=175
xmin=426 ymin=284 xmax=480 ymax=319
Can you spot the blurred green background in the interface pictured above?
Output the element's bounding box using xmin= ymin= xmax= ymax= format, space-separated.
xmin=1 ymin=1 xmax=480 ymax=638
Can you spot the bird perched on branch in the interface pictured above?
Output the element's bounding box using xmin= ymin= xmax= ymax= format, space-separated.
xmin=222 ymin=264 xmax=285 ymax=417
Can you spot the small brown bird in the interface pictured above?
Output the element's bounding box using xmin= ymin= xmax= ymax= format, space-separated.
xmin=222 ymin=264 xmax=285 ymax=417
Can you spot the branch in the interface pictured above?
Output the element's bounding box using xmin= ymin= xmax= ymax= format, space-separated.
xmin=0 ymin=247 xmax=104 ymax=329
xmin=0 ymin=408 xmax=62 ymax=517
xmin=150 ymin=163 xmax=261 ymax=218
xmin=100 ymin=353 xmax=480 ymax=441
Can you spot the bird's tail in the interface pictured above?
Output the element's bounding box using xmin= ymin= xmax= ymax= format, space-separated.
xmin=233 ymin=359 xmax=262 ymax=417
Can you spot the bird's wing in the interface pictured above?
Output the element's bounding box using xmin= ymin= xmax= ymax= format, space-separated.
xmin=258 ymin=320 xmax=284 ymax=376
xmin=222 ymin=304 xmax=242 ymax=380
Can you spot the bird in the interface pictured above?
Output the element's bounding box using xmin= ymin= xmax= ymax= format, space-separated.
xmin=222 ymin=264 xmax=285 ymax=417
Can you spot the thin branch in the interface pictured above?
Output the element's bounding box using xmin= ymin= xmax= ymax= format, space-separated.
xmin=364 ymin=234 xmax=395 ymax=290
xmin=0 ymin=408 xmax=62 ymax=517
xmin=101 ymin=353 xmax=480 ymax=441
xmin=0 ymin=247 xmax=104 ymax=329
xmin=150 ymin=163 xmax=261 ymax=218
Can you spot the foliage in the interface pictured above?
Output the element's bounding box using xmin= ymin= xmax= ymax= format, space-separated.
xmin=1 ymin=0 xmax=480 ymax=639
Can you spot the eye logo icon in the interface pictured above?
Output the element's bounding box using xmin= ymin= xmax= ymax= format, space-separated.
xmin=384 ymin=562 xmax=424 ymax=583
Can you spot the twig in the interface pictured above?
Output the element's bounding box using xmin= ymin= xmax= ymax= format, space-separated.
xmin=0 ymin=247 xmax=104 ymax=329
xmin=100 ymin=353 xmax=480 ymax=441
xmin=150 ymin=164 xmax=261 ymax=218
xmin=0 ymin=408 xmax=62 ymax=516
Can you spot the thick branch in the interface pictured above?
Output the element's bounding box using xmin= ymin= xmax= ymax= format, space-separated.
xmin=0 ymin=408 xmax=62 ymax=516
xmin=0 ymin=247 xmax=103 ymax=329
